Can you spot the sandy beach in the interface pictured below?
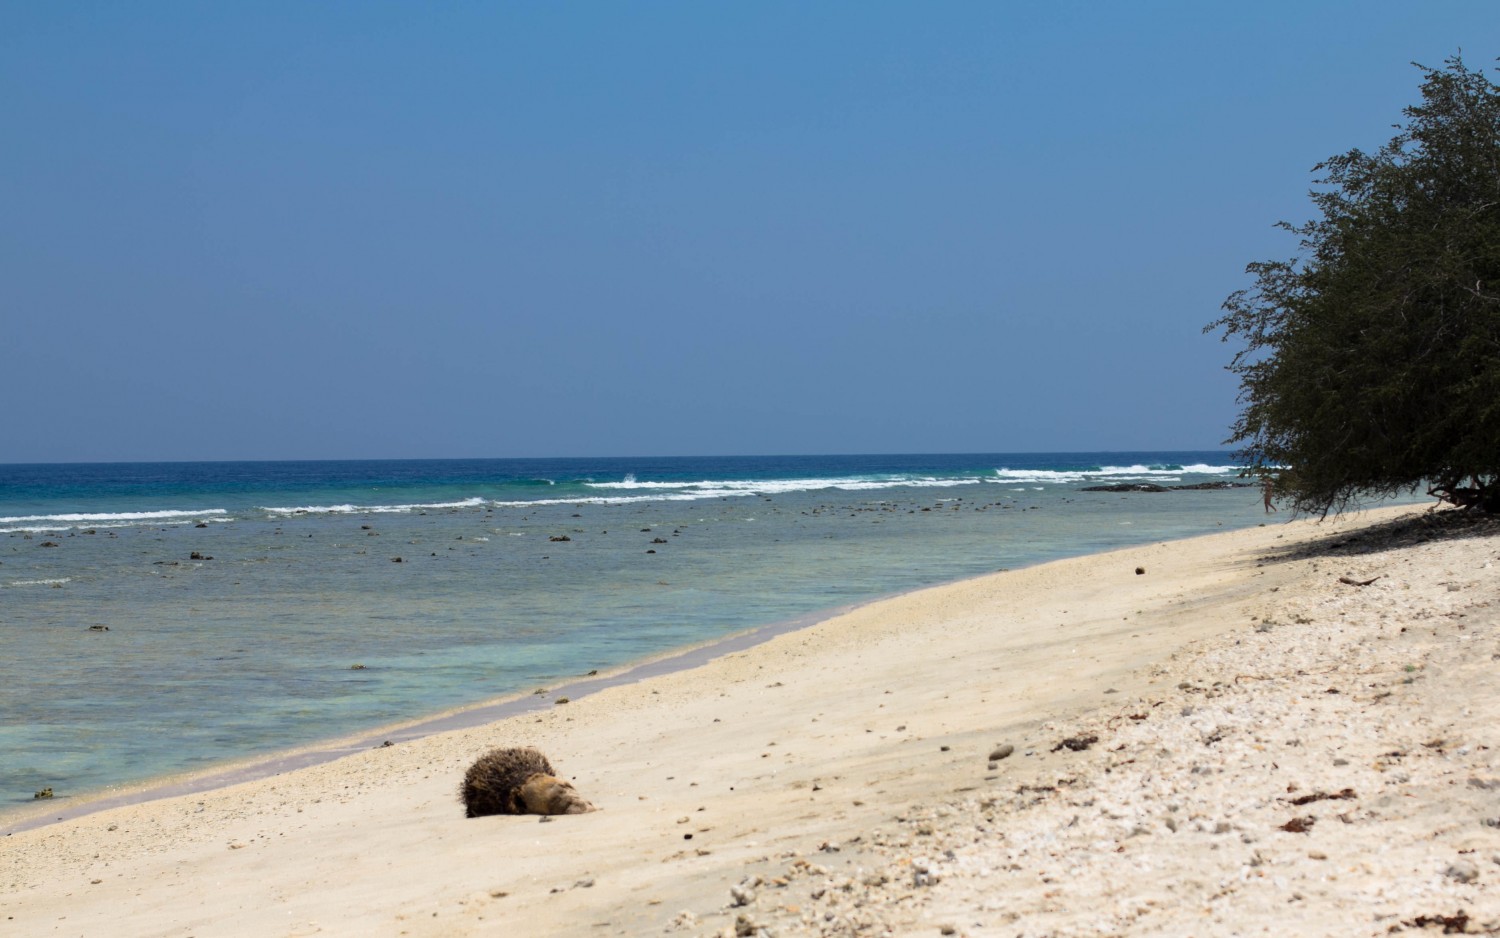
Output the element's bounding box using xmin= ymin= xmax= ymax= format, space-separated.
xmin=4 ymin=503 xmax=1498 ymax=937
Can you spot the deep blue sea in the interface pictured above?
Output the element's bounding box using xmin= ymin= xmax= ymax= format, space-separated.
xmin=1 ymin=452 xmax=1266 ymax=816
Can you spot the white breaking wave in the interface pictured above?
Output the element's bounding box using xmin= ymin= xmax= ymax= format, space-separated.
xmin=521 ymin=465 xmax=1245 ymax=506
xmin=0 ymin=509 xmax=229 ymax=525
xmin=4 ymin=577 xmax=71 ymax=587
xmin=487 ymin=494 xmax=727 ymax=509
xmin=0 ymin=509 xmax=230 ymax=533
xmin=0 ymin=466 xmax=1247 ymax=531
xmin=261 ymin=497 xmax=488 ymax=516
xmin=989 ymin=464 xmax=1241 ymax=485
xmin=584 ymin=476 xmax=983 ymax=499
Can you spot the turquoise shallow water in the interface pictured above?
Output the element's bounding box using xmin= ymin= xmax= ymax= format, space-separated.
xmin=1 ymin=452 xmax=1270 ymax=815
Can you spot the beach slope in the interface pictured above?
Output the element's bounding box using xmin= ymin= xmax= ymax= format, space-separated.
xmin=4 ymin=505 xmax=1498 ymax=937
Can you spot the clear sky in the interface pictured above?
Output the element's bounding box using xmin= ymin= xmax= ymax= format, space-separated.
xmin=2 ymin=2 xmax=1493 ymax=462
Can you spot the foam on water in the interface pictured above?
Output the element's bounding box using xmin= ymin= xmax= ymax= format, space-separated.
xmin=0 ymin=508 xmax=230 ymax=533
xmin=587 ymin=475 xmax=988 ymax=496
xmin=989 ymin=464 xmax=1241 ymax=485
xmin=261 ymin=497 xmax=488 ymax=516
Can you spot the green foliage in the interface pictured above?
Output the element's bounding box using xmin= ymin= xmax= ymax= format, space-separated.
xmin=1207 ymin=56 xmax=1500 ymax=515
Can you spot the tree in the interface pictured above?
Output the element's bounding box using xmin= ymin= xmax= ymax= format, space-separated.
xmin=1207 ymin=56 xmax=1500 ymax=515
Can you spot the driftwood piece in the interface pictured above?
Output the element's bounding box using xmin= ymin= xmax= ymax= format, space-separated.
xmin=1285 ymin=788 xmax=1356 ymax=806
xmin=1050 ymin=734 xmax=1099 ymax=753
xmin=1337 ymin=575 xmax=1382 ymax=587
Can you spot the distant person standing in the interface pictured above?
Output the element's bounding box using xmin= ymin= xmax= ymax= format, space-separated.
xmin=1262 ymin=479 xmax=1277 ymax=513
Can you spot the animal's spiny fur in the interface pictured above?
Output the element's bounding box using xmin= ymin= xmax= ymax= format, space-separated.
xmin=460 ymin=747 xmax=596 ymax=817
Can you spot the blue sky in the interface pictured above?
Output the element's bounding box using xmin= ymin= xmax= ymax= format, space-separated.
xmin=2 ymin=2 xmax=1493 ymax=462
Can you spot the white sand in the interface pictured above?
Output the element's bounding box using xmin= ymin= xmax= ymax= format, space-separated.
xmin=3 ymin=504 xmax=1497 ymax=937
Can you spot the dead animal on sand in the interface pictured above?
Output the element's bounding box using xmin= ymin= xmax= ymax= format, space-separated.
xmin=460 ymin=747 xmax=597 ymax=818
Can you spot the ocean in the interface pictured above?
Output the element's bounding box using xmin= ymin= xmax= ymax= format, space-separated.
xmin=1 ymin=452 xmax=1268 ymax=817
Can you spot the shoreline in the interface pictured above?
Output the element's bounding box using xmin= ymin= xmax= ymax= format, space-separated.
xmin=0 ymin=451 xmax=1273 ymax=816
xmin=0 ymin=505 xmax=1278 ymax=836
xmin=7 ymin=503 xmax=1496 ymax=937
xmin=0 ymin=600 xmax=867 ymax=837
